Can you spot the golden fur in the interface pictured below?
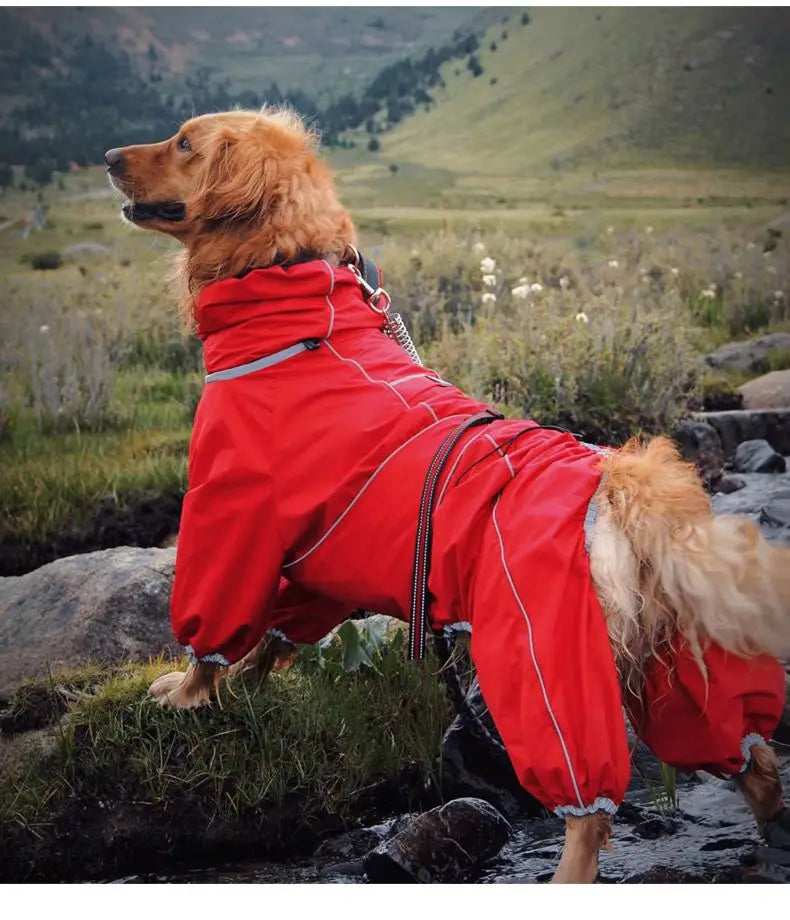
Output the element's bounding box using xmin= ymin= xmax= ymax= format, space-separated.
xmin=108 ymin=107 xmax=356 ymax=321
xmin=117 ymin=108 xmax=789 ymax=882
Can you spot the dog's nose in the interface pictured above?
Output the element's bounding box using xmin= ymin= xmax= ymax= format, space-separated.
xmin=105 ymin=148 xmax=125 ymax=175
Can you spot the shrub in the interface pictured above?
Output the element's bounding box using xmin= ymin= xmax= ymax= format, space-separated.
xmin=30 ymin=251 xmax=63 ymax=271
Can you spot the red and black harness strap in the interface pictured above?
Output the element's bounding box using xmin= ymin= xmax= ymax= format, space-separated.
xmin=408 ymin=409 xmax=503 ymax=660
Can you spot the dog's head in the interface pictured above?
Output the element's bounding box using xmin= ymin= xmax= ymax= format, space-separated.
xmin=106 ymin=108 xmax=356 ymax=311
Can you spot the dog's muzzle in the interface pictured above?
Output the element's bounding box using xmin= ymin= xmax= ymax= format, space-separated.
xmin=121 ymin=201 xmax=187 ymax=223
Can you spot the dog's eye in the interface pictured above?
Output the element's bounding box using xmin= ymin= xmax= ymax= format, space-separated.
xmin=177 ymin=137 xmax=191 ymax=152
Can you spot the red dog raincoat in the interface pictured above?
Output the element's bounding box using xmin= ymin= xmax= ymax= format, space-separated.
xmin=171 ymin=260 xmax=785 ymax=817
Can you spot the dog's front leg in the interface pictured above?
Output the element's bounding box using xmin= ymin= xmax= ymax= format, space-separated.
xmin=149 ymin=662 xmax=223 ymax=709
xmin=737 ymin=743 xmax=789 ymax=842
xmin=551 ymin=813 xmax=612 ymax=883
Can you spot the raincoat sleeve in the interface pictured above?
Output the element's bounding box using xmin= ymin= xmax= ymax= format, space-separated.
xmin=268 ymin=577 xmax=354 ymax=645
xmin=170 ymin=397 xmax=285 ymax=666
xmin=625 ymin=638 xmax=786 ymax=777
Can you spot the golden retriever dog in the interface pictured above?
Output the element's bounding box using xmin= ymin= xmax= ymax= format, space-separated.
xmin=106 ymin=108 xmax=790 ymax=883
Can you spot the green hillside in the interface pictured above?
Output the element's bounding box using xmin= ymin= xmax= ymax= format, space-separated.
xmin=379 ymin=7 xmax=790 ymax=175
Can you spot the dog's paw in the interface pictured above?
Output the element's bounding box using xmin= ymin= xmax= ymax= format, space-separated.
xmin=148 ymin=670 xmax=209 ymax=709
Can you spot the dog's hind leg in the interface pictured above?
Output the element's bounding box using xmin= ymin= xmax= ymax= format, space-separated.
xmin=737 ymin=743 xmax=788 ymax=840
xmin=551 ymin=813 xmax=612 ymax=883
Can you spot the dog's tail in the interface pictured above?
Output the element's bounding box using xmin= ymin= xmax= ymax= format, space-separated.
xmin=593 ymin=436 xmax=790 ymax=667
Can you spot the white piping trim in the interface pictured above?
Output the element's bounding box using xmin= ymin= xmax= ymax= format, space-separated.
xmin=739 ymin=732 xmax=766 ymax=773
xmin=555 ymin=797 xmax=617 ymax=818
xmin=390 ymin=372 xmax=451 ymax=388
xmin=420 ymin=401 xmax=439 ymax=422
xmin=485 ymin=432 xmax=516 ymax=479
xmin=435 ymin=427 xmax=490 ymax=508
xmin=492 ymin=494 xmax=585 ymax=808
xmin=284 ymin=414 xmax=466 ymax=569
xmin=323 ymin=340 xmax=409 ymax=409
xmin=268 ymin=628 xmax=294 ymax=645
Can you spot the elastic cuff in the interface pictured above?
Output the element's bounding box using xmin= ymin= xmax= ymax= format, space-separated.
xmin=555 ymin=797 xmax=618 ymax=818
xmin=268 ymin=628 xmax=294 ymax=644
xmin=739 ymin=732 xmax=767 ymax=773
xmin=443 ymin=621 xmax=472 ymax=637
xmin=185 ymin=644 xmax=230 ymax=666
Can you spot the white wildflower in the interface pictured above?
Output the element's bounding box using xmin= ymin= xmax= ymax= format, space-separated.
xmin=518 ymin=276 xmax=529 ymax=285
xmin=511 ymin=285 xmax=530 ymax=299
xmin=670 ymin=267 xmax=680 ymax=277
xmin=530 ymin=282 xmax=543 ymax=293
xmin=559 ymin=276 xmax=570 ymax=290
xmin=39 ymin=324 xmax=50 ymax=334
xmin=700 ymin=288 xmax=716 ymax=300
xmin=607 ymin=259 xmax=619 ymax=268
xmin=746 ymin=242 xmax=756 ymax=250
xmin=606 ymin=226 xmax=615 ymax=235
xmin=480 ymin=257 xmax=496 ymax=273
xmin=472 ymin=241 xmax=486 ymax=254
xmin=763 ymin=250 xmax=772 ymax=257
xmin=482 ymin=274 xmax=497 ymax=287
xmin=481 ymin=292 xmax=497 ymax=305
xmin=734 ymin=271 xmax=743 ymax=279
xmin=645 ymin=225 xmax=654 ymax=234
xmin=575 ymin=312 xmax=589 ymax=324
xmin=775 ymin=290 xmax=785 ymax=300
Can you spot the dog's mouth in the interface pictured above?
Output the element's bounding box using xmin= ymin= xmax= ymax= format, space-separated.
xmin=121 ymin=201 xmax=186 ymax=223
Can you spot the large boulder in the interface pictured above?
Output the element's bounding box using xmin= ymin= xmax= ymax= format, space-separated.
xmin=732 ymin=439 xmax=787 ymax=474
xmin=740 ymin=370 xmax=790 ymax=411
xmin=0 ymin=547 xmax=178 ymax=696
xmin=692 ymin=409 xmax=790 ymax=458
xmin=363 ymin=797 xmax=511 ymax=883
xmin=705 ymin=333 xmax=790 ymax=373
xmin=672 ymin=420 xmax=725 ymax=487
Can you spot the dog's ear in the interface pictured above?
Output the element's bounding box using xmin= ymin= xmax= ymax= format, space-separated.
xmin=190 ymin=125 xmax=282 ymax=223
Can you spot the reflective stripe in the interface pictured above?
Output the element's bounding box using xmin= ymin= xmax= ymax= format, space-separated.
xmin=205 ymin=340 xmax=319 ymax=383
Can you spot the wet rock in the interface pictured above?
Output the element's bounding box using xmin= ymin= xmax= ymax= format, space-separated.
xmin=763 ymin=808 xmax=790 ymax=849
xmin=441 ymin=682 xmax=544 ymax=817
xmin=740 ymin=370 xmax=790 ymax=411
xmin=314 ymin=825 xmax=388 ymax=862
xmin=692 ymin=410 xmax=790 ymax=459
xmin=705 ymin=333 xmax=790 ymax=373
xmin=363 ymin=798 xmax=511 ymax=883
xmin=0 ymin=547 xmax=179 ymax=695
xmin=710 ymin=473 xmax=790 ymax=544
xmin=775 ymin=672 xmax=790 ymax=745
xmin=672 ymin=420 xmax=724 ymax=487
xmin=715 ymin=473 xmax=746 ymax=494
xmin=733 ymin=440 xmax=786 ymax=474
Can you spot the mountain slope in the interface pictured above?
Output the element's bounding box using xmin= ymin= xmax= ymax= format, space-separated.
xmin=380 ymin=7 xmax=790 ymax=174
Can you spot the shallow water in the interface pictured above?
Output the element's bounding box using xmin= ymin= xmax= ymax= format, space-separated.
xmin=111 ymin=752 xmax=790 ymax=884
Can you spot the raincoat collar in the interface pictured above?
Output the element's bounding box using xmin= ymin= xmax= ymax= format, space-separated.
xmin=195 ymin=259 xmax=382 ymax=375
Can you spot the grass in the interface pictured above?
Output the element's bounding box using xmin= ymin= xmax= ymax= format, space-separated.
xmin=0 ymin=637 xmax=452 ymax=878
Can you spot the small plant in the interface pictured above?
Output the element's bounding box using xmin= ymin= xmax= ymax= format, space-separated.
xmin=29 ymin=251 xmax=63 ymax=271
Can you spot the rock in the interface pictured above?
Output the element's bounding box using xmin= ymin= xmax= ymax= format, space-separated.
xmin=740 ymin=370 xmax=790 ymax=411
xmin=732 ymin=440 xmax=786 ymax=474
xmin=714 ymin=473 xmax=746 ymax=494
xmin=705 ymin=333 xmax=790 ymax=373
xmin=363 ymin=798 xmax=511 ymax=883
xmin=711 ymin=473 xmax=790 ymax=544
xmin=693 ymin=410 xmax=790 ymax=458
xmin=672 ymin=420 xmax=724 ymax=487
xmin=774 ymin=672 xmax=790 ymax=745
xmin=441 ymin=682 xmax=544 ymax=817
xmin=313 ymin=825 xmax=388 ymax=862
xmin=0 ymin=547 xmax=179 ymax=696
